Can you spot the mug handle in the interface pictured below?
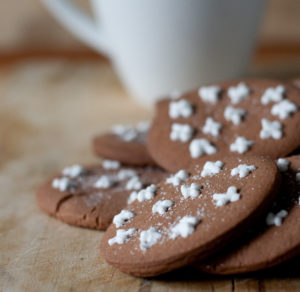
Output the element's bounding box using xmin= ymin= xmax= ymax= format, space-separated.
xmin=41 ymin=0 xmax=110 ymax=56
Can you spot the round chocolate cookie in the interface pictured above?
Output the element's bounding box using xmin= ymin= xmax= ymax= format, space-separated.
xmin=147 ymin=79 xmax=300 ymax=172
xmin=195 ymin=155 xmax=300 ymax=275
xmin=100 ymin=156 xmax=280 ymax=277
xmin=93 ymin=122 xmax=156 ymax=166
xmin=36 ymin=161 xmax=168 ymax=230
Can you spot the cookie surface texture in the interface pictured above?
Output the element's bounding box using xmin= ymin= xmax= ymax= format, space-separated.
xmin=100 ymin=156 xmax=280 ymax=277
xmin=148 ymin=79 xmax=300 ymax=172
xmin=36 ymin=162 xmax=168 ymax=230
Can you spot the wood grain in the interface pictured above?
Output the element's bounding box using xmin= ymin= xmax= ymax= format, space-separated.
xmin=0 ymin=59 xmax=299 ymax=291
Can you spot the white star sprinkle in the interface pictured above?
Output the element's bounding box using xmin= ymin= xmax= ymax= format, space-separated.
xmin=231 ymin=164 xmax=256 ymax=178
xmin=230 ymin=136 xmax=254 ymax=154
xmin=166 ymin=170 xmax=189 ymax=186
xmin=260 ymin=119 xmax=282 ymax=140
xmin=170 ymin=123 xmax=194 ymax=142
xmin=261 ymin=85 xmax=285 ymax=105
xmin=224 ymin=106 xmax=246 ymax=125
xmin=266 ymin=210 xmax=288 ymax=226
xmin=181 ymin=183 xmax=201 ymax=199
xmin=201 ymin=160 xmax=224 ymax=177
xmin=271 ymin=99 xmax=298 ymax=119
xmin=198 ymin=86 xmax=221 ymax=104
xmin=202 ymin=117 xmax=222 ymax=137
xmin=152 ymin=200 xmax=173 ymax=215
xmin=170 ymin=216 xmax=200 ymax=239
xmin=189 ymin=138 xmax=217 ymax=158
xmin=108 ymin=228 xmax=137 ymax=246
xmin=213 ymin=186 xmax=240 ymax=207
xmin=169 ymin=99 xmax=193 ymax=119
xmin=140 ymin=227 xmax=162 ymax=251
xmin=228 ymin=82 xmax=250 ymax=104
xmin=113 ymin=210 xmax=135 ymax=228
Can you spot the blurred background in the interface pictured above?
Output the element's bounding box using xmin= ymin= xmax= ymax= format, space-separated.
xmin=0 ymin=0 xmax=300 ymax=74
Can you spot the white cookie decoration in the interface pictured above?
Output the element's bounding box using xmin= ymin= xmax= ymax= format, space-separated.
xmin=277 ymin=158 xmax=290 ymax=172
xmin=228 ymin=82 xmax=250 ymax=104
xmin=108 ymin=228 xmax=137 ymax=246
xmin=126 ymin=176 xmax=143 ymax=190
xmin=137 ymin=184 xmax=157 ymax=202
xmin=261 ymin=85 xmax=285 ymax=105
xmin=112 ymin=125 xmax=138 ymax=142
xmin=271 ymin=99 xmax=298 ymax=120
xmin=201 ymin=160 xmax=224 ymax=177
xmin=202 ymin=117 xmax=222 ymax=137
xmin=224 ymin=106 xmax=246 ymax=125
xmin=266 ymin=210 xmax=288 ymax=227
xmin=102 ymin=160 xmax=121 ymax=170
xmin=94 ymin=175 xmax=115 ymax=189
xmin=140 ymin=227 xmax=162 ymax=251
xmin=152 ymin=200 xmax=173 ymax=215
xmin=181 ymin=183 xmax=201 ymax=199
xmin=198 ymin=86 xmax=221 ymax=104
xmin=52 ymin=177 xmax=75 ymax=192
xmin=166 ymin=170 xmax=189 ymax=186
xmin=260 ymin=119 xmax=282 ymax=140
xmin=231 ymin=164 xmax=256 ymax=178
xmin=213 ymin=186 xmax=240 ymax=206
xmin=62 ymin=164 xmax=85 ymax=178
xmin=189 ymin=138 xmax=217 ymax=158
xmin=169 ymin=99 xmax=193 ymax=119
xmin=113 ymin=210 xmax=135 ymax=228
xmin=170 ymin=216 xmax=200 ymax=239
xmin=170 ymin=123 xmax=194 ymax=142
xmin=230 ymin=136 xmax=254 ymax=154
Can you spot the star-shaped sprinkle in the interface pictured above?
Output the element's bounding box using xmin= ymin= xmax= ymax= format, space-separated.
xmin=201 ymin=160 xmax=224 ymax=177
xmin=202 ymin=117 xmax=222 ymax=137
xmin=227 ymin=83 xmax=250 ymax=104
xmin=230 ymin=136 xmax=254 ymax=154
xmin=231 ymin=164 xmax=256 ymax=178
xmin=224 ymin=106 xmax=246 ymax=125
xmin=152 ymin=200 xmax=173 ymax=215
xmin=266 ymin=210 xmax=288 ymax=226
xmin=170 ymin=216 xmax=200 ymax=239
xmin=271 ymin=99 xmax=298 ymax=119
xmin=108 ymin=228 xmax=137 ymax=246
xmin=198 ymin=86 xmax=221 ymax=104
xmin=261 ymin=85 xmax=285 ymax=105
xmin=189 ymin=138 xmax=217 ymax=158
xmin=169 ymin=99 xmax=193 ymax=119
xmin=166 ymin=170 xmax=189 ymax=186
xmin=181 ymin=183 xmax=201 ymax=199
xmin=140 ymin=227 xmax=162 ymax=251
xmin=170 ymin=123 xmax=194 ymax=142
xmin=113 ymin=210 xmax=135 ymax=228
xmin=213 ymin=186 xmax=240 ymax=206
xmin=260 ymin=118 xmax=282 ymax=139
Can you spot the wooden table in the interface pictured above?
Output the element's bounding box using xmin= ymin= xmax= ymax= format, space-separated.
xmin=1 ymin=56 xmax=300 ymax=291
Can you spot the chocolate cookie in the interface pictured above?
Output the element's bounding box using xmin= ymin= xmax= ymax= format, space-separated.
xmin=147 ymin=79 xmax=300 ymax=172
xmin=291 ymin=78 xmax=300 ymax=89
xmin=93 ymin=121 xmax=156 ymax=166
xmin=196 ymin=155 xmax=300 ymax=274
xmin=100 ymin=156 xmax=280 ymax=277
xmin=36 ymin=161 xmax=168 ymax=230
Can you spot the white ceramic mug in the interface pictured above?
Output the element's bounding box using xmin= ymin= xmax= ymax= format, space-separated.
xmin=42 ymin=0 xmax=266 ymax=106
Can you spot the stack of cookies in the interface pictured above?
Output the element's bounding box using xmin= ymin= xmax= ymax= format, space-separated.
xmin=37 ymin=78 xmax=300 ymax=277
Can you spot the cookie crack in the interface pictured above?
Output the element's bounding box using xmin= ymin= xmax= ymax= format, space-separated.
xmin=55 ymin=194 xmax=73 ymax=213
